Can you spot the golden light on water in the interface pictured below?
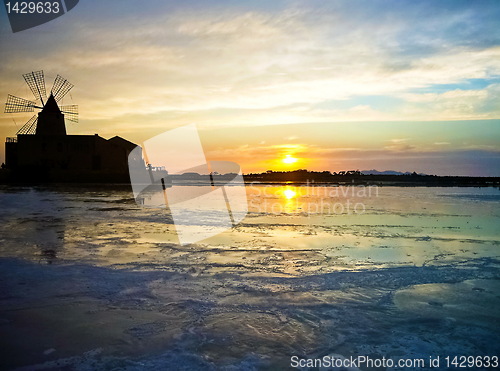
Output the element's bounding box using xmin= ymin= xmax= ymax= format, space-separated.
xmin=283 ymin=188 xmax=297 ymax=199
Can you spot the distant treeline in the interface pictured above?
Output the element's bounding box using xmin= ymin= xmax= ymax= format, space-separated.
xmin=166 ymin=169 xmax=500 ymax=187
xmin=241 ymin=169 xmax=500 ymax=187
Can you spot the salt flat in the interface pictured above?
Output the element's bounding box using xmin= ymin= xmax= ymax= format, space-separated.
xmin=0 ymin=185 xmax=498 ymax=370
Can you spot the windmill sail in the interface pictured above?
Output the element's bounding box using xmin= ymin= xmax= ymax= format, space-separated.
xmin=51 ymin=75 xmax=74 ymax=102
xmin=61 ymin=105 xmax=78 ymax=123
xmin=17 ymin=115 xmax=38 ymax=135
xmin=23 ymin=70 xmax=47 ymax=104
xmin=4 ymin=94 xmax=37 ymax=113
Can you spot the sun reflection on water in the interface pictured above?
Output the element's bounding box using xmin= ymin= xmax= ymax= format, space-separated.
xmin=283 ymin=188 xmax=297 ymax=199
xmin=279 ymin=186 xmax=300 ymax=213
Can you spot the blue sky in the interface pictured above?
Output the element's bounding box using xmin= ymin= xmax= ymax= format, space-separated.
xmin=0 ymin=0 xmax=499 ymax=175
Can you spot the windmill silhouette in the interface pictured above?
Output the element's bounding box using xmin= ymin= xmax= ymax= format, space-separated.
xmin=4 ymin=70 xmax=78 ymax=135
xmin=3 ymin=70 xmax=138 ymax=182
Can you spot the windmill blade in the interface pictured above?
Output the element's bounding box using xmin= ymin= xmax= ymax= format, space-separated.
xmin=17 ymin=115 xmax=38 ymax=135
xmin=23 ymin=70 xmax=47 ymax=104
xmin=61 ymin=105 xmax=78 ymax=123
xmin=4 ymin=94 xmax=38 ymax=113
xmin=51 ymin=75 xmax=74 ymax=102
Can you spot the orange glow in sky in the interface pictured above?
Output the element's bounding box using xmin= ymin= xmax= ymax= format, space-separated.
xmin=0 ymin=1 xmax=499 ymax=176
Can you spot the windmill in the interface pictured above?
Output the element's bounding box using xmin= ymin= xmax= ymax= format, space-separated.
xmin=4 ymin=70 xmax=78 ymax=135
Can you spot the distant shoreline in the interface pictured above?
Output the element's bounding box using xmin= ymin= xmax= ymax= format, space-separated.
xmin=1 ymin=169 xmax=499 ymax=187
xmin=241 ymin=174 xmax=500 ymax=187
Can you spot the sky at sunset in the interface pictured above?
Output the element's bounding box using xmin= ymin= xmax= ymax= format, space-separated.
xmin=0 ymin=0 xmax=499 ymax=176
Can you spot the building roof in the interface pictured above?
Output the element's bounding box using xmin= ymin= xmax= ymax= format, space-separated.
xmin=41 ymin=94 xmax=61 ymax=114
xmin=107 ymin=136 xmax=137 ymax=151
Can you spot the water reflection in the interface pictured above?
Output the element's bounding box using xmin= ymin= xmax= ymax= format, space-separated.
xmin=39 ymin=247 xmax=58 ymax=264
xmin=282 ymin=187 xmax=297 ymax=200
xmin=281 ymin=186 xmax=299 ymax=213
xmin=0 ymin=185 xmax=499 ymax=370
xmin=32 ymin=211 xmax=66 ymax=265
xmin=0 ymin=188 xmax=67 ymax=264
xmin=1 ymin=185 xmax=498 ymax=270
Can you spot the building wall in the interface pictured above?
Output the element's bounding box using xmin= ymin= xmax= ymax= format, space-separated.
xmin=7 ymin=134 xmax=136 ymax=182
xmin=5 ymin=139 xmax=18 ymax=168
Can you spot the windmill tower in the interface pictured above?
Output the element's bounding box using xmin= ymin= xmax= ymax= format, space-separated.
xmin=5 ymin=70 xmax=78 ymax=136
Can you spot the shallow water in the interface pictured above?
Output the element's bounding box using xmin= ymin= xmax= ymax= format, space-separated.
xmin=0 ymin=185 xmax=499 ymax=370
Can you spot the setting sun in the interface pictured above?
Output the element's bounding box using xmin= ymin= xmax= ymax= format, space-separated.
xmin=282 ymin=155 xmax=298 ymax=164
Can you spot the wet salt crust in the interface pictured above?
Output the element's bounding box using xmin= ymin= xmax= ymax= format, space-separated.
xmin=0 ymin=185 xmax=498 ymax=369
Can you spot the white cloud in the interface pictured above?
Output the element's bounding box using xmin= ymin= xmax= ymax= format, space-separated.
xmin=1 ymin=3 xmax=499 ymax=131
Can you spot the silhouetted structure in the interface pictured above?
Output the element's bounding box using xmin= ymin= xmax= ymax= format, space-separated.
xmin=244 ymin=169 xmax=500 ymax=187
xmin=4 ymin=71 xmax=136 ymax=182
